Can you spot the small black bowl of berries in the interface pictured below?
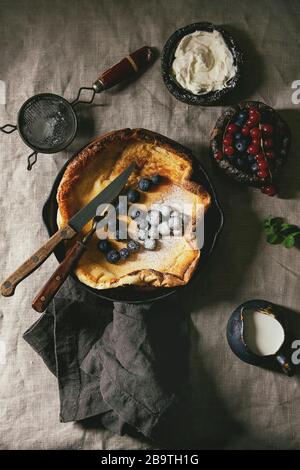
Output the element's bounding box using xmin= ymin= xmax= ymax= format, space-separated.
xmin=210 ymin=101 xmax=291 ymax=196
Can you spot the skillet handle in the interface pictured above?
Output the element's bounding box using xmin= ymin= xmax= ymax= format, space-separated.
xmin=32 ymin=240 xmax=86 ymax=313
xmin=93 ymin=46 xmax=153 ymax=92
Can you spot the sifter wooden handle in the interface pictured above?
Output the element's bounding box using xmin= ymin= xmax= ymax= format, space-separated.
xmin=0 ymin=225 xmax=76 ymax=297
xmin=32 ymin=241 xmax=86 ymax=313
xmin=94 ymin=46 xmax=153 ymax=91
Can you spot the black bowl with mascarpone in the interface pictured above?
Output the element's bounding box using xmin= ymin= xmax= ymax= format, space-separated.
xmin=161 ymin=22 xmax=243 ymax=106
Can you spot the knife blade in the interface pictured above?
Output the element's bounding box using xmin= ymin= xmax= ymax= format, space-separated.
xmin=68 ymin=162 xmax=135 ymax=232
xmin=1 ymin=162 xmax=135 ymax=297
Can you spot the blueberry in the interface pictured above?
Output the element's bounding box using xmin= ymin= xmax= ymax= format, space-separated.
xmin=227 ymin=155 xmax=236 ymax=164
xmin=235 ymin=142 xmax=244 ymax=152
xmin=97 ymin=239 xmax=112 ymax=253
xmin=235 ymin=132 xmax=243 ymax=140
xmin=235 ymin=140 xmax=247 ymax=153
xmin=158 ymin=221 xmax=170 ymax=236
xmin=144 ymin=239 xmax=156 ymax=251
xmin=127 ymin=240 xmax=140 ymax=252
xmin=168 ymin=216 xmax=182 ymax=230
xmin=137 ymin=218 xmax=149 ymax=230
xmin=248 ymin=154 xmax=255 ymax=163
xmin=146 ymin=209 xmax=162 ymax=226
xmin=160 ymin=205 xmax=171 ymax=219
xmin=106 ymin=249 xmax=120 ymax=264
xmin=127 ymin=189 xmax=140 ymax=203
xmin=148 ymin=226 xmax=159 ymax=239
xmin=170 ymin=210 xmax=180 ymax=218
xmin=238 ymin=111 xmax=248 ymax=123
xmin=119 ymin=248 xmax=130 ymax=260
xmin=138 ymin=178 xmax=151 ymax=192
xmin=235 ymin=120 xmax=243 ymax=127
xmin=138 ymin=228 xmax=148 ymax=241
xmin=251 ymin=163 xmax=258 ymax=173
xmin=129 ymin=207 xmax=141 ymax=220
xmin=150 ymin=174 xmax=161 ymax=185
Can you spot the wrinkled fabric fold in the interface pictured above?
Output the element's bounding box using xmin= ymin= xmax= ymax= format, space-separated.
xmin=23 ymin=278 xmax=187 ymax=440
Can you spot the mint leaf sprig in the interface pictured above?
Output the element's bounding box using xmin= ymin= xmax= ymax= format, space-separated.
xmin=263 ymin=217 xmax=300 ymax=249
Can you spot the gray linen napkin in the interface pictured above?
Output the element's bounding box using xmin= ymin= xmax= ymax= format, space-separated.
xmin=23 ymin=277 xmax=188 ymax=441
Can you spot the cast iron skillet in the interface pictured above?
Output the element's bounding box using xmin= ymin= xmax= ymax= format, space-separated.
xmin=42 ymin=143 xmax=224 ymax=304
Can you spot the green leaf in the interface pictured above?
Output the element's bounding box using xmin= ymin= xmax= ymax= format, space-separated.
xmin=283 ymin=235 xmax=296 ymax=249
xmin=263 ymin=216 xmax=274 ymax=228
xmin=267 ymin=233 xmax=282 ymax=244
xmin=270 ymin=217 xmax=284 ymax=225
xmin=263 ymin=216 xmax=300 ymax=249
xmin=280 ymin=223 xmax=298 ymax=233
xmin=264 ymin=227 xmax=275 ymax=236
xmin=269 ymin=217 xmax=284 ymax=231
xmin=285 ymin=231 xmax=300 ymax=238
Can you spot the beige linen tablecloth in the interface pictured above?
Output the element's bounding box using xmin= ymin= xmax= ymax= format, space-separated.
xmin=0 ymin=0 xmax=300 ymax=450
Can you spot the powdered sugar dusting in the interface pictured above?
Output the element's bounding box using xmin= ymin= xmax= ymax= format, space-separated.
xmin=130 ymin=184 xmax=198 ymax=271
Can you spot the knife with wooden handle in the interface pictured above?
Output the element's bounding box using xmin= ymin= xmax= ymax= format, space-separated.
xmin=1 ymin=226 xmax=76 ymax=297
xmin=32 ymin=240 xmax=87 ymax=313
xmin=1 ymin=162 xmax=135 ymax=297
xmin=32 ymin=215 xmax=100 ymax=313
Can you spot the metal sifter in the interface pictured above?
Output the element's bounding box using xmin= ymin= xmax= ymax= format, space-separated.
xmin=0 ymin=46 xmax=153 ymax=170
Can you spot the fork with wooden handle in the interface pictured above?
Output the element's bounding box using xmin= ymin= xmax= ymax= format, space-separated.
xmin=1 ymin=225 xmax=76 ymax=297
xmin=32 ymin=217 xmax=99 ymax=313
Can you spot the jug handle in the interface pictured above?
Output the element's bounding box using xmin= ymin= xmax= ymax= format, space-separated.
xmin=276 ymin=352 xmax=293 ymax=376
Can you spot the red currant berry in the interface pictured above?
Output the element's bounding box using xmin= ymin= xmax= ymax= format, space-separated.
xmin=246 ymin=119 xmax=256 ymax=129
xmin=214 ymin=150 xmax=223 ymax=161
xmin=250 ymin=127 xmax=262 ymax=139
xmin=261 ymin=123 xmax=274 ymax=135
xmin=261 ymin=185 xmax=277 ymax=196
xmin=266 ymin=150 xmax=276 ymax=159
xmin=255 ymin=153 xmax=265 ymax=162
xmin=257 ymin=169 xmax=269 ymax=178
xmin=248 ymin=144 xmax=261 ymax=155
xmin=242 ymin=126 xmax=250 ymax=136
xmin=224 ymin=146 xmax=235 ymax=156
xmin=263 ymin=138 xmax=274 ymax=149
xmin=258 ymin=160 xmax=269 ymax=170
xmin=223 ymin=135 xmax=233 ymax=146
xmin=248 ymin=108 xmax=260 ymax=117
xmin=227 ymin=123 xmax=238 ymax=134
xmin=248 ymin=113 xmax=260 ymax=125
xmin=252 ymin=138 xmax=261 ymax=147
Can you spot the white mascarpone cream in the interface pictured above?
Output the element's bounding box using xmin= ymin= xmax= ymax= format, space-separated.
xmin=172 ymin=30 xmax=237 ymax=95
